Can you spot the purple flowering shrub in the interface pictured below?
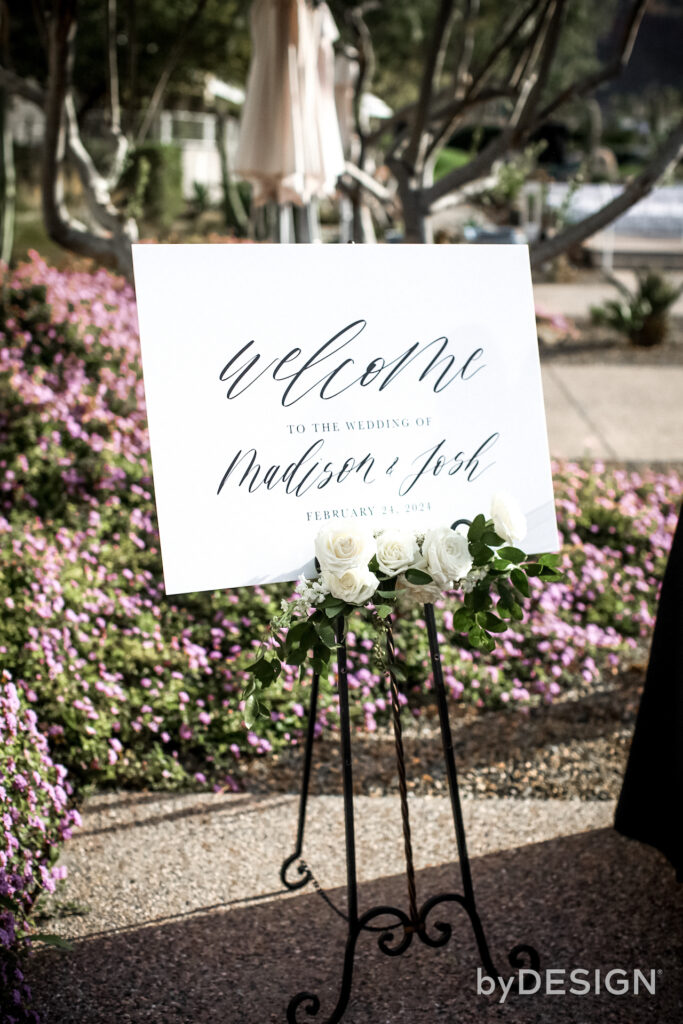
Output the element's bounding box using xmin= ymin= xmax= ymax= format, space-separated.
xmin=0 ymin=252 xmax=681 ymax=791
xmin=1 ymin=670 xmax=80 ymax=1021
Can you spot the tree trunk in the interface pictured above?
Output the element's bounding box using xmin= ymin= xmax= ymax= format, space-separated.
xmin=0 ymin=84 xmax=15 ymax=264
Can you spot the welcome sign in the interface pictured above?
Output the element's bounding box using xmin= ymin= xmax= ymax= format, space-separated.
xmin=132 ymin=244 xmax=558 ymax=595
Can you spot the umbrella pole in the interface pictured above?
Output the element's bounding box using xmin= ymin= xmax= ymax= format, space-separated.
xmin=277 ymin=203 xmax=295 ymax=244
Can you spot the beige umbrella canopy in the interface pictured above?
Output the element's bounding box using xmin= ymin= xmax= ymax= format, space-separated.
xmin=235 ymin=0 xmax=346 ymax=212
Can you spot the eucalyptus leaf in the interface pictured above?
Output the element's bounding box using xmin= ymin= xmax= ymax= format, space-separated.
xmin=498 ymin=546 xmax=525 ymax=563
xmin=244 ymin=694 xmax=258 ymax=728
xmin=483 ymin=612 xmax=507 ymax=633
xmin=468 ymin=514 xmax=486 ymax=542
xmin=510 ymin=568 xmax=530 ymax=597
xmin=405 ymin=568 xmax=433 ymax=585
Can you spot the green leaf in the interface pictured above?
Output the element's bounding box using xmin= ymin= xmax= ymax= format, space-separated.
xmin=251 ymin=658 xmax=277 ymax=683
xmin=286 ymin=619 xmax=311 ymax=644
xmin=538 ymin=552 xmax=561 ymax=568
xmin=467 ymin=514 xmax=486 ymax=542
xmin=483 ymin=612 xmax=507 ymax=633
xmin=468 ymin=625 xmax=495 ymax=653
xmin=451 ymin=607 xmax=472 ymax=630
xmin=405 ymin=568 xmax=433 ymax=585
xmin=32 ymin=933 xmax=73 ymax=951
xmin=242 ymin=679 xmax=256 ymax=699
xmin=376 ymin=604 xmax=393 ymax=619
xmin=498 ymin=546 xmax=525 ymax=563
xmin=497 ymin=580 xmax=515 ymax=607
xmin=313 ymin=619 xmax=336 ymax=648
xmin=525 ymin=562 xmax=543 ymax=577
xmin=244 ymin=694 xmax=258 ymax=728
xmin=510 ymin=568 xmax=530 ymax=597
xmin=470 ymin=589 xmax=491 ymax=612
xmin=471 ymin=543 xmax=494 ymax=567
xmin=482 ymin=529 xmax=504 ymax=546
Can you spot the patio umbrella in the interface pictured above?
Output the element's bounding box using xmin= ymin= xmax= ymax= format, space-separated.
xmin=235 ymin=0 xmax=345 ymax=240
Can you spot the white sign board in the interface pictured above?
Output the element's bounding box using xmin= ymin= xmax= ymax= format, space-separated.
xmin=132 ymin=244 xmax=558 ymax=595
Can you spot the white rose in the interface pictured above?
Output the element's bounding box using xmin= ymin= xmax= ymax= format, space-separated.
xmin=375 ymin=527 xmax=421 ymax=577
xmin=314 ymin=524 xmax=375 ymax=573
xmin=422 ymin=525 xmax=473 ymax=587
xmin=396 ymin=574 xmax=443 ymax=609
xmin=321 ymin=566 xmax=379 ymax=606
xmin=490 ymin=491 xmax=527 ymax=545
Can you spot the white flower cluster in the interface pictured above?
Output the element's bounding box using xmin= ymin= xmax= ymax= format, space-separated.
xmin=297 ymin=492 xmax=527 ymax=612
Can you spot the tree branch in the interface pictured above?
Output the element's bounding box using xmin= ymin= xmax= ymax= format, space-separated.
xmin=530 ymin=119 xmax=683 ymax=268
xmin=536 ymin=0 xmax=648 ymax=126
xmin=403 ymin=0 xmax=455 ymax=171
xmin=450 ymin=0 xmax=478 ymax=100
xmin=135 ymin=0 xmax=210 ymax=145
xmin=467 ymin=0 xmax=545 ymax=98
xmin=104 ymin=0 xmax=129 ymax=186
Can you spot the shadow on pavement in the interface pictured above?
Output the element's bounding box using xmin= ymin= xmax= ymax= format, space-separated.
xmin=27 ymin=827 xmax=683 ymax=1024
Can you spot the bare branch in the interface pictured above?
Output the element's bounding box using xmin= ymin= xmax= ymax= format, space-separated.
xmin=104 ymin=0 xmax=129 ymax=185
xmin=135 ymin=0 xmax=210 ymax=145
xmin=106 ymin=0 xmax=121 ymax=134
xmin=507 ymin=0 xmax=552 ymax=92
xmin=425 ymin=84 xmax=519 ymax=162
xmin=403 ymin=0 xmax=456 ymax=171
xmin=530 ymin=119 xmax=683 ymax=268
xmin=467 ymin=0 xmax=545 ymax=97
xmin=0 ymin=64 xmax=44 ymax=106
xmin=450 ymin=0 xmax=478 ymax=100
xmin=510 ymin=0 xmax=567 ymax=133
xmin=535 ymin=0 xmax=649 ymax=125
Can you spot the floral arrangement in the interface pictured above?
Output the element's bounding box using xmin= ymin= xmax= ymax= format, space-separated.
xmin=242 ymin=493 xmax=563 ymax=726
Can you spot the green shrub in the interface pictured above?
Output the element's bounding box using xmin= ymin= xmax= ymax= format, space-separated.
xmin=590 ymin=272 xmax=682 ymax=347
xmin=119 ymin=143 xmax=184 ymax=232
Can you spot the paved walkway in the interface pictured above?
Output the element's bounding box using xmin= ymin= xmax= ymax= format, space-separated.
xmin=25 ymin=792 xmax=683 ymax=1023
xmin=541 ymin=362 xmax=683 ymax=462
xmin=534 ymin=271 xmax=683 ymax=320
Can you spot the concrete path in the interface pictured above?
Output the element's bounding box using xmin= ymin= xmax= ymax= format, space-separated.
xmin=541 ymin=363 xmax=683 ymax=462
xmin=534 ymin=272 xmax=683 ymax=320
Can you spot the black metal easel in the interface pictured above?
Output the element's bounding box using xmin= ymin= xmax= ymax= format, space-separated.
xmin=280 ymin=585 xmax=540 ymax=1022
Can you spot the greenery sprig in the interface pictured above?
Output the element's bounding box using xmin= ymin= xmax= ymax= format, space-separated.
xmin=241 ymin=505 xmax=563 ymax=728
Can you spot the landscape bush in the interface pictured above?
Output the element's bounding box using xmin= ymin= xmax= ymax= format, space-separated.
xmin=0 ymin=252 xmax=681 ymax=797
xmin=0 ymin=670 xmax=80 ymax=1021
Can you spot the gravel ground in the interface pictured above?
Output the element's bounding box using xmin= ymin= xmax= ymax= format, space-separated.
xmin=26 ymin=662 xmax=683 ymax=1024
xmin=239 ymin=666 xmax=647 ymax=802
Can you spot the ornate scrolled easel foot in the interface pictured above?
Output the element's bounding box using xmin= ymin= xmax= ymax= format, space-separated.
xmin=280 ymin=853 xmax=313 ymax=891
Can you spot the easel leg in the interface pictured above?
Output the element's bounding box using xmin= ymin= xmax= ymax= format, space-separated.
xmin=424 ymin=601 xmax=498 ymax=976
xmin=281 ymin=672 xmax=320 ymax=890
xmin=287 ymin=616 xmax=362 ymax=1024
